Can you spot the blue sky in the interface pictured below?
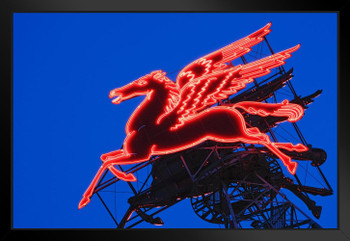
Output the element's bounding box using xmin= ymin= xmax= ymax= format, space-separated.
xmin=13 ymin=13 xmax=337 ymax=228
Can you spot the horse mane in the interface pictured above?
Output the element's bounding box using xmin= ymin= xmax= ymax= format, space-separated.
xmin=152 ymin=70 xmax=180 ymax=110
xmin=150 ymin=70 xmax=180 ymax=123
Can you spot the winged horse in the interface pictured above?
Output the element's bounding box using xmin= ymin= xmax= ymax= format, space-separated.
xmin=79 ymin=23 xmax=308 ymax=209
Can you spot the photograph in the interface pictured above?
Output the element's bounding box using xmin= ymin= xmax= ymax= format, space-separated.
xmin=12 ymin=12 xmax=337 ymax=229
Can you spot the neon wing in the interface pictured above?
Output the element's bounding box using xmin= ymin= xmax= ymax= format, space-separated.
xmin=172 ymin=44 xmax=301 ymax=129
xmin=176 ymin=23 xmax=272 ymax=88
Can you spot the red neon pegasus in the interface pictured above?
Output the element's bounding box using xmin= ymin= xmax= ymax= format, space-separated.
xmin=79 ymin=23 xmax=308 ymax=209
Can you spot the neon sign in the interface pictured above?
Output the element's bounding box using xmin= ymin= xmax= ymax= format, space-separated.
xmin=79 ymin=23 xmax=307 ymax=209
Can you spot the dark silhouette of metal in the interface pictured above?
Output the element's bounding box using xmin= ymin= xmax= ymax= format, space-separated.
xmin=91 ymin=37 xmax=333 ymax=229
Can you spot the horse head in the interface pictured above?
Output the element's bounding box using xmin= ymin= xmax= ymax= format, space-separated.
xmin=109 ymin=70 xmax=167 ymax=104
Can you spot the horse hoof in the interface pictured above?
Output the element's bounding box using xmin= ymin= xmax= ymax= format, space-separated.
xmin=288 ymin=162 xmax=298 ymax=175
xmin=124 ymin=173 xmax=137 ymax=182
xmin=100 ymin=154 xmax=108 ymax=161
xmin=78 ymin=196 xmax=91 ymax=209
xmin=296 ymin=144 xmax=308 ymax=151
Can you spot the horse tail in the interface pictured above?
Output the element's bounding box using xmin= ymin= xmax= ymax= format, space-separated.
xmin=233 ymin=99 xmax=304 ymax=122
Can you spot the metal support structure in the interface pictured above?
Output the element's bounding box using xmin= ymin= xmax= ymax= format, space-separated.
xmin=263 ymin=36 xmax=332 ymax=196
xmin=222 ymin=181 xmax=239 ymax=229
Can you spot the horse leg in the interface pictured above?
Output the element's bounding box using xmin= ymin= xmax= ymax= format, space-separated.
xmin=100 ymin=149 xmax=132 ymax=179
xmin=98 ymin=129 xmax=152 ymax=183
xmin=79 ymin=145 xmax=150 ymax=209
xmin=243 ymin=128 xmax=298 ymax=175
xmin=246 ymin=127 xmax=261 ymax=135
xmin=246 ymin=128 xmax=308 ymax=152
xmin=79 ymin=153 xmax=150 ymax=209
xmin=79 ymin=153 xmax=133 ymax=209
xmin=262 ymin=142 xmax=298 ymax=175
xmin=100 ymin=149 xmax=124 ymax=161
xmin=274 ymin=143 xmax=308 ymax=152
